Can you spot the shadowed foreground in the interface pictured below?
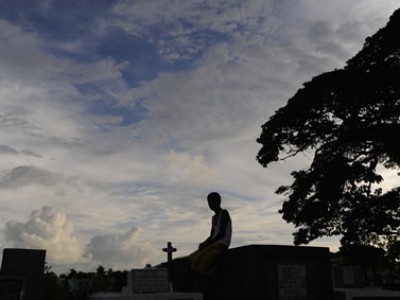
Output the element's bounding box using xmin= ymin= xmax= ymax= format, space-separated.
xmin=168 ymin=244 xmax=332 ymax=300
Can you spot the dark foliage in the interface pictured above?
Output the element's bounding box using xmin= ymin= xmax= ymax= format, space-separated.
xmin=257 ymin=8 xmax=400 ymax=256
xmin=333 ymin=245 xmax=386 ymax=268
xmin=61 ymin=266 xmax=127 ymax=300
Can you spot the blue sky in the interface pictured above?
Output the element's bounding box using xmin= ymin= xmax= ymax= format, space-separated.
xmin=0 ymin=0 xmax=398 ymax=273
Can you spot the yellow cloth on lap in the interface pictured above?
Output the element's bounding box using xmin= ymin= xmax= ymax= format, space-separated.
xmin=188 ymin=243 xmax=226 ymax=275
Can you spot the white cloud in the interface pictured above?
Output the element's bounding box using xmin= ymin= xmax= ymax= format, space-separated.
xmin=0 ymin=20 xmax=127 ymax=85
xmin=3 ymin=206 xmax=161 ymax=271
xmin=4 ymin=207 xmax=85 ymax=264
xmin=109 ymin=0 xmax=399 ymax=64
xmin=0 ymin=20 xmax=61 ymax=80
xmin=86 ymin=227 xmax=157 ymax=270
xmin=166 ymin=151 xmax=219 ymax=186
xmin=123 ymin=1 xmax=398 ymax=153
xmin=62 ymin=58 xmax=129 ymax=85
xmin=110 ymin=0 xmax=278 ymax=61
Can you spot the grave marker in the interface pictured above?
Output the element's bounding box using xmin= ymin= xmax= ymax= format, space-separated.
xmin=162 ymin=242 xmax=177 ymax=263
xmin=0 ymin=248 xmax=48 ymax=300
xmin=92 ymin=267 xmax=203 ymax=299
xmin=1 ymin=248 xmax=45 ymax=277
xmin=130 ymin=269 xmax=170 ymax=294
xmin=278 ymin=265 xmax=307 ymax=300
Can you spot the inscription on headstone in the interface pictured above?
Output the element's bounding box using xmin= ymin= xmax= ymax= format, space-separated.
xmin=278 ymin=265 xmax=307 ymax=300
xmin=131 ymin=268 xmax=170 ymax=294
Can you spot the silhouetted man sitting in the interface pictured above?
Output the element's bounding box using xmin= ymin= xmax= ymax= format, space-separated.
xmin=187 ymin=192 xmax=232 ymax=277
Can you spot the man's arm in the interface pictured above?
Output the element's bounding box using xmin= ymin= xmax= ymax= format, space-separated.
xmin=198 ymin=210 xmax=230 ymax=250
xmin=209 ymin=210 xmax=230 ymax=241
xmin=198 ymin=226 xmax=215 ymax=250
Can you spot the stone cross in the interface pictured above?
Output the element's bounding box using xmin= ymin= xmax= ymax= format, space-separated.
xmin=162 ymin=241 xmax=177 ymax=262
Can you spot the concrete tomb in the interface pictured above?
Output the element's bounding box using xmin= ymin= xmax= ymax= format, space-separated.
xmin=218 ymin=245 xmax=333 ymax=300
xmin=170 ymin=244 xmax=333 ymax=300
xmin=0 ymin=248 xmax=47 ymax=300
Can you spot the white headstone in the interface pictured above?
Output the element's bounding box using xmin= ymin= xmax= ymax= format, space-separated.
xmin=122 ymin=269 xmax=170 ymax=295
xmin=92 ymin=268 xmax=202 ymax=299
xmin=278 ymin=264 xmax=308 ymax=300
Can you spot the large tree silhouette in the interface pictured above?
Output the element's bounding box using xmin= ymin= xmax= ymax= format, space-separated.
xmin=257 ymin=8 xmax=400 ymax=255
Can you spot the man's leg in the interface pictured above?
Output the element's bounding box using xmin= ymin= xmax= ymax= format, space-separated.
xmin=189 ymin=243 xmax=225 ymax=275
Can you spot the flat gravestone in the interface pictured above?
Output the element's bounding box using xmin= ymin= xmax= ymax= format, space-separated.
xmin=127 ymin=268 xmax=170 ymax=294
xmin=94 ymin=267 xmax=202 ymax=300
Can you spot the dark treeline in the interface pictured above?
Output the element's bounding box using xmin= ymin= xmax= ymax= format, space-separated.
xmin=43 ymin=265 xmax=127 ymax=300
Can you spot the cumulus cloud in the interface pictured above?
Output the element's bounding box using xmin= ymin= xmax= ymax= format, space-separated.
xmin=3 ymin=206 xmax=158 ymax=270
xmin=86 ymin=227 xmax=157 ymax=270
xmin=4 ymin=206 xmax=85 ymax=264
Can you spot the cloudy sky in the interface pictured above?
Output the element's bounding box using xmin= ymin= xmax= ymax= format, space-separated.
xmin=0 ymin=0 xmax=398 ymax=274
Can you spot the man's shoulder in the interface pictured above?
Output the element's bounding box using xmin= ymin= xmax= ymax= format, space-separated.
xmin=221 ymin=209 xmax=231 ymax=218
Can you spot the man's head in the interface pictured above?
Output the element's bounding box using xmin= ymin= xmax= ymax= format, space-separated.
xmin=207 ymin=192 xmax=221 ymax=211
